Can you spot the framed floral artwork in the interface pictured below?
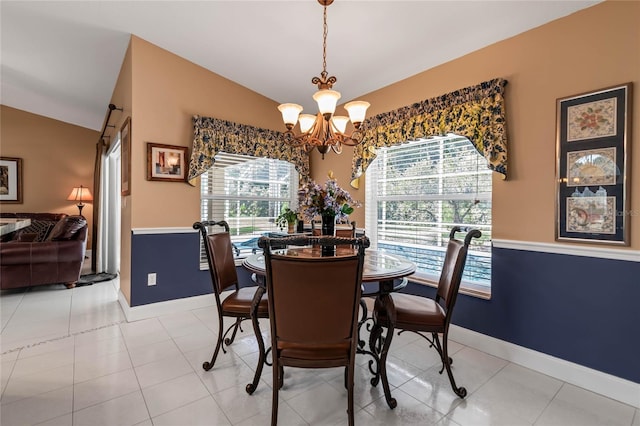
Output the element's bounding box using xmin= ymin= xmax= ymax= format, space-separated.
xmin=555 ymin=83 xmax=632 ymax=245
xmin=0 ymin=157 xmax=23 ymax=203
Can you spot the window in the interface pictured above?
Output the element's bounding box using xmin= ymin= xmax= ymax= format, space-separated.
xmin=365 ymin=135 xmax=492 ymax=292
xmin=200 ymin=152 xmax=298 ymax=265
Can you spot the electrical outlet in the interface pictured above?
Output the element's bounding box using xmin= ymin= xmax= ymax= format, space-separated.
xmin=147 ymin=273 xmax=157 ymax=286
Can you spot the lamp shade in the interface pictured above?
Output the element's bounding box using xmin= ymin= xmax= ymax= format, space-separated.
xmin=299 ymin=114 xmax=317 ymax=133
xmin=331 ymin=116 xmax=349 ymax=134
xmin=278 ymin=103 xmax=303 ymax=126
xmin=67 ymin=186 xmax=93 ymax=202
xmin=313 ymin=89 xmax=341 ymax=115
xmin=344 ymin=101 xmax=370 ymax=124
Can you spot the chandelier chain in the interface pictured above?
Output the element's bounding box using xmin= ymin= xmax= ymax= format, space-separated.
xmin=322 ymin=5 xmax=328 ymax=76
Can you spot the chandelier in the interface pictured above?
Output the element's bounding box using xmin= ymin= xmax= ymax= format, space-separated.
xmin=277 ymin=0 xmax=370 ymax=159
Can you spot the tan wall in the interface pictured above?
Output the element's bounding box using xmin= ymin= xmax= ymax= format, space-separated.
xmin=312 ymin=0 xmax=639 ymax=248
xmin=129 ymin=36 xmax=283 ymax=229
xmin=0 ymin=105 xmax=99 ymax=248
xmin=110 ymin=36 xmax=285 ymax=302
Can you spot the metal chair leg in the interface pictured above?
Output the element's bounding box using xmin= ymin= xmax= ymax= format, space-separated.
xmin=379 ymin=322 xmax=397 ymax=409
xmin=437 ymin=330 xmax=467 ymax=398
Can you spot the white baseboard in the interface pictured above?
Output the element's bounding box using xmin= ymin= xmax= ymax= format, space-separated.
xmin=449 ymin=324 xmax=640 ymax=409
xmin=118 ymin=291 xmax=215 ymax=322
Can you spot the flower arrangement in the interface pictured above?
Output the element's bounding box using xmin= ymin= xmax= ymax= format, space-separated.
xmin=298 ymin=177 xmax=360 ymax=221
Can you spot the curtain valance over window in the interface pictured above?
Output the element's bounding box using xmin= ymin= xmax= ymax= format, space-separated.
xmin=352 ymin=78 xmax=508 ymax=180
xmin=188 ymin=115 xmax=310 ymax=183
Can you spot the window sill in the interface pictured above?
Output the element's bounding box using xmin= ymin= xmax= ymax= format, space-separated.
xmin=410 ymin=275 xmax=492 ymax=300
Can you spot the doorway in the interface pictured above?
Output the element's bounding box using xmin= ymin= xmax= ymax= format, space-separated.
xmin=97 ymin=136 xmax=121 ymax=284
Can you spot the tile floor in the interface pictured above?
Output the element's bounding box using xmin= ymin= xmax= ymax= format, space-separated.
xmin=1 ymin=278 xmax=638 ymax=426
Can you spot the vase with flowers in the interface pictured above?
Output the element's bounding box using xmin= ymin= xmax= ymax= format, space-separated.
xmin=298 ymin=177 xmax=360 ymax=237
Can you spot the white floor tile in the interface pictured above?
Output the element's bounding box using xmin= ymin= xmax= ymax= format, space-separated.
xmin=286 ymin=381 xmax=353 ymax=425
xmin=10 ymin=346 xmax=74 ymax=379
xmin=0 ymin=384 xmax=73 ymax=426
xmin=363 ymin=387 xmax=445 ymax=425
xmin=33 ymin=413 xmax=73 ymax=426
xmin=152 ymin=395 xmax=232 ymax=426
xmin=1 ymin=363 xmax=73 ymax=405
xmin=72 ymin=369 xmax=140 ymax=411
xmin=73 ymin=349 xmax=133 ymax=383
xmin=72 ymin=390 xmax=149 ymax=426
xmin=134 ymin=353 xmax=193 ymax=389
xmin=127 ymin=338 xmax=182 ymax=367
xmin=141 ymin=372 xmax=209 ymax=417
xmin=535 ymin=383 xmax=636 ymax=426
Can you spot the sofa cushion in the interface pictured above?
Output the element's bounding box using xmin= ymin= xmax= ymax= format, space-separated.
xmin=47 ymin=216 xmax=87 ymax=241
xmin=15 ymin=220 xmax=57 ymax=242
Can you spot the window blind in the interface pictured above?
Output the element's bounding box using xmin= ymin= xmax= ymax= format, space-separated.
xmin=365 ymin=135 xmax=492 ymax=287
xmin=200 ymin=152 xmax=298 ymax=265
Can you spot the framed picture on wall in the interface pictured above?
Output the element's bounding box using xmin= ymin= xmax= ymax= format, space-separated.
xmin=555 ymin=82 xmax=632 ymax=245
xmin=121 ymin=117 xmax=131 ymax=196
xmin=0 ymin=157 xmax=23 ymax=204
xmin=146 ymin=143 xmax=188 ymax=182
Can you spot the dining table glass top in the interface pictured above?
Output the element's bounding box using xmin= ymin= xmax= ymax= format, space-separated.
xmin=242 ymin=247 xmax=416 ymax=283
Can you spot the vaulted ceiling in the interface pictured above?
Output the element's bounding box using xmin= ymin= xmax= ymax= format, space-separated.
xmin=1 ymin=1 xmax=601 ymax=131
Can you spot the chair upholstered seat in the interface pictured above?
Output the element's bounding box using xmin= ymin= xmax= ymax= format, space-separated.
xmin=375 ymin=293 xmax=446 ymax=330
xmin=278 ymin=341 xmax=351 ymax=362
xmin=221 ymin=287 xmax=268 ymax=316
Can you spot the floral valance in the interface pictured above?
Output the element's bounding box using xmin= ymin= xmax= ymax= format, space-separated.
xmin=188 ymin=115 xmax=310 ymax=183
xmin=352 ymin=78 xmax=508 ymax=180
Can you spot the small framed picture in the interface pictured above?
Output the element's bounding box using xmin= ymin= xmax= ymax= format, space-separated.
xmin=146 ymin=143 xmax=188 ymax=182
xmin=555 ymin=82 xmax=632 ymax=245
xmin=0 ymin=157 xmax=23 ymax=204
xmin=121 ymin=117 xmax=132 ymax=196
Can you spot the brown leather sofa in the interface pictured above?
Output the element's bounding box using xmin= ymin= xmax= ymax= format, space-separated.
xmin=0 ymin=213 xmax=88 ymax=290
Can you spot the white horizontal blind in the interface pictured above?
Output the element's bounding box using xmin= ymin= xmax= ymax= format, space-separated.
xmin=365 ymin=135 xmax=492 ymax=287
xmin=200 ymin=152 xmax=298 ymax=264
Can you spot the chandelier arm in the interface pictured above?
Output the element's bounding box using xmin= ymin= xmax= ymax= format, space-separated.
xmin=331 ymin=142 xmax=343 ymax=154
xmin=339 ymin=131 xmax=364 ymax=147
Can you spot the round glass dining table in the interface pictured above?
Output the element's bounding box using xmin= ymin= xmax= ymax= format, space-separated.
xmin=243 ymin=247 xmax=416 ymax=293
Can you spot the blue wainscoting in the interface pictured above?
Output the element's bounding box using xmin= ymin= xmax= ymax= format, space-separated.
xmin=130 ymin=231 xmax=254 ymax=307
xmin=404 ymin=247 xmax=640 ymax=384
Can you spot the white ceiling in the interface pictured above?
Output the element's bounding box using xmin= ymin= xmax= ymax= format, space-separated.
xmin=1 ymin=0 xmax=602 ymax=131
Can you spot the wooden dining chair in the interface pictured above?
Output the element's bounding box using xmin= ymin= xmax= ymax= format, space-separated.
xmin=335 ymin=221 xmax=356 ymax=237
xmin=371 ymin=226 xmax=482 ymax=408
xmin=258 ymin=235 xmax=369 ymax=426
xmin=192 ymin=220 xmax=269 ymax=394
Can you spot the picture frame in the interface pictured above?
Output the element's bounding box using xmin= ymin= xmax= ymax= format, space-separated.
xmin=555 ymin=83 xmax=632 ymax=245
xmin=0 ymin=157 xmax=23 ymax=204
xmin=146 ymin=143 xmax=188 ymax=182
xmin=121 ymin=117 xmax=131 ymax=196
